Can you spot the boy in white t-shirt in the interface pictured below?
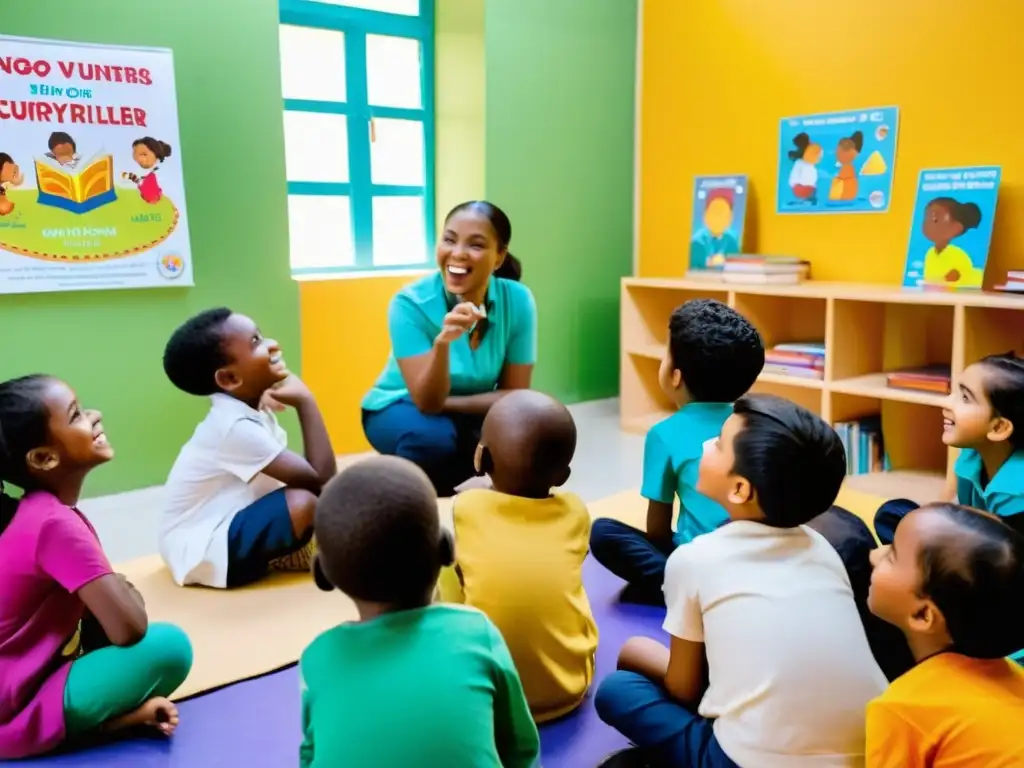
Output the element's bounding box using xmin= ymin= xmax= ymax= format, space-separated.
xmin=159 ymin=308 xmax=337 ymax=588
xmin=595 ymin=394 xmax=887 ymax=768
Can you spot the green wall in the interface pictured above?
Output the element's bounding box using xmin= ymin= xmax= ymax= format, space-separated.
xmin=485 ymin=0 xmax=636 ymax=403
xmin=1 ymin=0 xmax=299 ymax=497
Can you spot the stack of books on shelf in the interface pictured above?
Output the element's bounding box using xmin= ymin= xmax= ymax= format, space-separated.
xmin=763 ymin=341 xmax=825 ymax=380
xmin=835 ymin=415 xmax=890 ymax=476
xmin=994 ymin=270 xmax=1024 ymax=294
xmin=722 ymin=256 xmax=810 ymax=285
xmin=886 ymin=364 xmax=951 ymax=395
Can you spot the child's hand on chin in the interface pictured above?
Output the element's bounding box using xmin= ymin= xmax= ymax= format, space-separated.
xmin=262 ymin=375 xmax=313 ymax=410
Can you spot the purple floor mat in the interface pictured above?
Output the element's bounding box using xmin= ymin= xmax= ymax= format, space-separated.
xmin=20 ymin=558 xmax=664 ymax=768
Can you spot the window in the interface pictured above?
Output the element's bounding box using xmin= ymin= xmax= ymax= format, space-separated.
xmin=279 ymin=0 xmax=434 ymax=275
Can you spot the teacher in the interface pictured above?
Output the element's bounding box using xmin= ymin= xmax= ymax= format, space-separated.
xmin=361 ymin=201 xmax=537 ymax=496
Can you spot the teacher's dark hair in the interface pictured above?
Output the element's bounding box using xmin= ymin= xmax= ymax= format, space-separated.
xmin=445 ymin=201 xmax=522 ymax=281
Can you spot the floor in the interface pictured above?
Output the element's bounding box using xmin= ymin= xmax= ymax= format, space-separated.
xmin=82 ymin=398 xmax=645 ymax=563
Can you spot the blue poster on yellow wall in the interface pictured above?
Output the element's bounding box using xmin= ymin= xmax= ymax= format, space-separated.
xmin=777 ymin=106 xmax=899 ymax=215
xmin=901 ymin=166 xmax=1001 ymax=290
xmin=689 ymin=175 xmax=747 ymax=270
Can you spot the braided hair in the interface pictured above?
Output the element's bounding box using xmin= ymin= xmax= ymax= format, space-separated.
xmin=0 ymin=375 xmax=55 ymax=534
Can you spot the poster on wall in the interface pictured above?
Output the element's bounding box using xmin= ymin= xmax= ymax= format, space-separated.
xmin=776 ymin=106 xmax=899 ymax=215
xmin=689 ymin=175 xmax=747 ymax=271
xmin=0 ymin=36 xmax=192 ymax=295
xmin=901 ymin=166 xmax=1001 ymax=290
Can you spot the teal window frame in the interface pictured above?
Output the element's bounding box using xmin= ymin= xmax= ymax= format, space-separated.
xmin=280 ymin=0 xmax=436 ymax=276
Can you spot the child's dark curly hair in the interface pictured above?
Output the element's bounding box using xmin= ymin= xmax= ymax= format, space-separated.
xmin=668 ymin=299 xmax=764 ymax=402
xmin=163 ymin=307 xmax=233 ymax=396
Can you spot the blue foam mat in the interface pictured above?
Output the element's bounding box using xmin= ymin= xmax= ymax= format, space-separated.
xmin=20 ymin=558 xmax=664 ymax=767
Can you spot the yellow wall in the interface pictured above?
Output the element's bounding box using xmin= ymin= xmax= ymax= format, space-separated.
xmin=299 ymin=0 xmax=485 ymax=453
xmin=638 ymin=0 xmax=1021 ymax=284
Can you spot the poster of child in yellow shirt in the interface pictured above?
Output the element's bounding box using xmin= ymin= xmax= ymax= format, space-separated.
xmin=901 ymin=167 xmax=1001 ymax=290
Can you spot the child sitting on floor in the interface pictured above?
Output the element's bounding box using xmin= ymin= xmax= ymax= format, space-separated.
xmin=875 ymin=352 xmax=1024 ymax=542
xmin=160 ymin=308 xmax=336 ymax=588
xmin=0 ymin=375 xmax=193 ymax=760
xmin=439 ymin=389 xmax=598 ymax=722
xmin=301 ymin=455 xmax=540 ymax=768
xmin=591 ymin=299 xmax=764 ymax=605
xmin=865 ymin=503 xmax=1024 ymax=766
xmin=595 ymin=394 xmax=887 ymax=768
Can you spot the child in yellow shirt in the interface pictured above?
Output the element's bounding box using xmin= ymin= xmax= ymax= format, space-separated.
xmin=440 ymin=389 xmax=598 ymax=722
xmin=866 ymin=503 xmax=1024 ymax=767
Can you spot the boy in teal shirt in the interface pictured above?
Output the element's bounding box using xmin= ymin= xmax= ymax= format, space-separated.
xmin=591 ymin=299 xmax=764 ymax=605
xmin=300 ymin=455 xmax=539 ymax=768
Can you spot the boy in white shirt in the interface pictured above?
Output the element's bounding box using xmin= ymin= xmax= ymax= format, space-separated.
xmin=595 ymin=394 xmax=887 ymax=768
xmin=159 ymin=308 xmax=336 ymax=588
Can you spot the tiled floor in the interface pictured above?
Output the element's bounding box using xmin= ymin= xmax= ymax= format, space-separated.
xmin=83 ymin=398 xmax=645 ymax=563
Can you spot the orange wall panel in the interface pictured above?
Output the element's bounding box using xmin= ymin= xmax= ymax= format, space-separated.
xmin=298 ymin=274 xmax=423 ymax=453
xmin=639 ymin=0 xmax=1023 ymax=285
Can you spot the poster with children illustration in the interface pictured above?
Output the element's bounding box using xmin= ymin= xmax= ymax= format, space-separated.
xmin=689 ymin=175 xmax=747 ymax=270
xmin=0 ymin=35 xmax=192 ymax=295
xmin=777 ymin=106 xmax=899 ymax=215
xmin=901 ymin=167 xmax=1001 ymax=290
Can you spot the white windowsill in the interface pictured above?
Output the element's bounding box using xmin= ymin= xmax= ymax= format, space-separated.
xmin=291 ymin=267 xmax=433 ymax=282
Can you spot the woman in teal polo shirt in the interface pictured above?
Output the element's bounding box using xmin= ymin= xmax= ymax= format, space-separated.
xmin=361 ymin=201 xmax=537 ymax=495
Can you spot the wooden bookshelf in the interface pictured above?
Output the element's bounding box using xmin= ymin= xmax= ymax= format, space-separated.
xmin=621 ymin=278 xmax=1024 ymax=501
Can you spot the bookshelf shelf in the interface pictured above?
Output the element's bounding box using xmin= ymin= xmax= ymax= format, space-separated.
xmin=757 ymin=371 xmax=825 ymax=390
xmin=829 ymin=374 xmax=948 ymax=407
xmin=621 ymin=278 xmax=1024 ymax=500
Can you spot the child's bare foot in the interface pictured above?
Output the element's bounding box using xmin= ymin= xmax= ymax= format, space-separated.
xmin=105 ymin=697 xmax=179 ymax=736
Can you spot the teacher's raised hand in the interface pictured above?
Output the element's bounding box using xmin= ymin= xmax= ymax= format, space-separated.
xmin=436 ymin=302 xmax=486 ymax=346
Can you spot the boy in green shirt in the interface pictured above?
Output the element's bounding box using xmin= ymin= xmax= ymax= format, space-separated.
xmin=301 ymin=455 xmax=540 ymax=768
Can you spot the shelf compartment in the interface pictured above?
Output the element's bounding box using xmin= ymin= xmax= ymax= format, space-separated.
xmin=623 ymin=283 xmax=729 ymax=349
xmin=732 ymin=292 xmax=827 ymax=350
xmin=962 ymin=305 xmax=1024 ymax=367
xmin=843 ymin=470 xmax=946 ymax=506
xmin=830 ymin=300 xmax=953 ymax=381
xmin=829 ymin=373 xmax=948 ymax=407
xmin=620 ymin=354 xmax=677 ymax=433
xmin=749 ymin=379 xmax=824 ymax=415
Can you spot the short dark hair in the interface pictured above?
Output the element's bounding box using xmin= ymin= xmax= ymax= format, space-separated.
xmin=163 ymin=307 xmax=233 ymax=396
xmin=731 ymin=394 xmax=846 ymax=526
xmin=669 ymin=299 xmax=764 ymax=402
xmin=979 ymin=352 xmax=1024 ymax=449
xmin=315 ymin=456 xmax=447 ymax=605
xmin=915 ymin=503 xmax=1024 ymax=659
xmin=48 ymin=131 xmax=75 ymax=152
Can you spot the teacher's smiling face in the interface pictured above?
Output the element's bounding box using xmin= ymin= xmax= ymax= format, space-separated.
xmin=437 ymin=206 xmax=506 ymax=300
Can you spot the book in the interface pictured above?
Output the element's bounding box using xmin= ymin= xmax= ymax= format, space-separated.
xmin=773 ymin=341 xmax=826 ymax=356
xmin=684 ymin=269 xmax=726 ymax=283
xmin=722 ymin=271 xmax=805 ymax=285
xmin=689 ymin=176 xmax=748 ymax=270
xmin=886 ymin=364 xmax=951 ymax=395
xmin=34 ymin=151 xmax=117 ymax=214
xmin=835 ymin=415 xmax=885 ymax=475
xmin=901 ymin=166 xmax=1001 ymax=290
xmin=762 ymin=363 xmax=824 ymax=379
xmin=765 ymin=350 xmax=825 ymax=367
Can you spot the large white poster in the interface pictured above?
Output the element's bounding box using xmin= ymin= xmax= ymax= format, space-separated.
xmin=0 ymin=36 xmax=192 ymax=294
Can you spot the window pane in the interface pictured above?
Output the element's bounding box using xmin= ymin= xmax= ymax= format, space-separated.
xmin=310 ymin=0 xmax=419 ymax=14
xmin=279 ymin=25 xmax=346 ymax=102
xmin=283 ymin=112 xmax=349 ymax=183
xmin=370 ymin=118 xmax=424 ymax=186
xmin=288 ymin=195 xmax=355 ymax=269
xmin=366 ymin=35 xmax=421 ymax=109
xmin=373 ymin=196 xmax=427 ymax=266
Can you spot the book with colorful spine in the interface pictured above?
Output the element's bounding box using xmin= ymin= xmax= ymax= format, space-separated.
xmin=763 ymin=341 xmax=825 ymax=380
xmin=835 ymin=415 xmax=888 ymax=475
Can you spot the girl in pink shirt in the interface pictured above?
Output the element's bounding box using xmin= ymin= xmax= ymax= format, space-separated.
xmin=0 ymin=375 xmax=193 ymax=759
